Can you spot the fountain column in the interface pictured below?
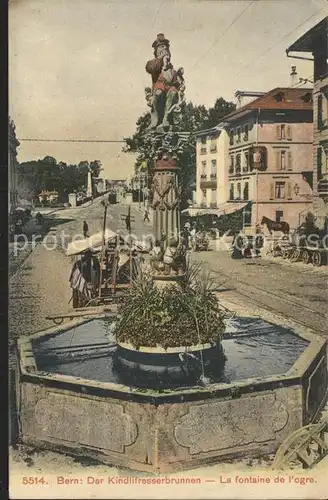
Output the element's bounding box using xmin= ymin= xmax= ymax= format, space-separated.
xmin=152 ymin=156 xmax=180 ymax=243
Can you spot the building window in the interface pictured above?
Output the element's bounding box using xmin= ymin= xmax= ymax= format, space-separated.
xmin=281 ymin=151 xmax=286 ymax=170
xmin=229 ymin=184 xmax=234 ymax=200
xmin=243 ymin=182 xmax=249 ymax=200
xmin=211 ymin=159 xmax=217 ymax=179
xmin=276 ymin=150 xmax=292 ymax=170
xmin=276 ymin=210 xmax=283 ymax=223
xmin=229 ymin=155 xmax=234 ymax=174
xmin=210 ymin=137 xmax=217 ymax=152
xmin=200 ymin=136 xmax=207 ymax=154
xmin=243 ymin=125 xmax=249 ymax=141
xmin=201 ymin=189 xmax=206 ymax=207
xmin=236 ymin=183 xmax=241 ymax=200
xmin=276 ymin=124 xmax=292 ymax=140
xmin=236 ymin=153 xmax=241 ymax=174
xmin=210 ymin=188 xmax=217 ymax=206
xmin=243 ymin=151 xmax=249 ymax=172
xmin=237 ymin=127 xmax=241 ymax=143
xmin=229 ymin=130 xmax=234 ymax=146
xmin=281 ymin=124 xmax=286 ymax=140
xmin=275 ymin=182 xmax=285 ymax=199
xmin=201 ymin=160 xmax=207 ymax=179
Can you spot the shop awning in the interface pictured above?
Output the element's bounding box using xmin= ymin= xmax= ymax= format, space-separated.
xmin=182 ymin=201 xmax=250 ymax=217
xmin=66 ymin=228 xmax=119 ymax=256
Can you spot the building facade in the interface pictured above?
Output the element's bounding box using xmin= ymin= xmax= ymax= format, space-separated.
xmin=195 ymin=126 xmax=229 ymax=208
xmin=223 ymin=87 xmax=313 ymax=230
xmin=287 ymin=17 xmax=328 ymax=220
xmin=194 ymin=88 xmax=313 ymax=230
xmin=8 ymin=118 xmax=20 ymax=213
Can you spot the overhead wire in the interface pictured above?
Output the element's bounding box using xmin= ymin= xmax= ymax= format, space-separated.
xmin=233 ymin=8 xmax=326 ymax=78
xmin=191 ymin=0 xmax=256 ymax=70
xmin=18 ymin=139 xmax=125 ymax=143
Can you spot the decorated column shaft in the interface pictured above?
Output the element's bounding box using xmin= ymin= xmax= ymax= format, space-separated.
xmin=152 ymin=157 xmax=180 ymax=243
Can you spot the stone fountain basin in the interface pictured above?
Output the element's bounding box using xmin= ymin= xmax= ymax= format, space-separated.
xmin=16 ymin=314 xmax=328 ymax=473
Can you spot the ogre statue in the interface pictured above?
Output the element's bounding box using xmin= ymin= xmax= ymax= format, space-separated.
xmin=145 ymin=33 xmax=185 ymax=132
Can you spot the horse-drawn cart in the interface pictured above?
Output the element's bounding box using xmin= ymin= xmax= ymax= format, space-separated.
xmin=298 ymin=245 xmax=328 ymax=267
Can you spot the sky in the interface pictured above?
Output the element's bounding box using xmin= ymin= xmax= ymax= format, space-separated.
xmin=9 ymin=0 xmax=327 ymax=179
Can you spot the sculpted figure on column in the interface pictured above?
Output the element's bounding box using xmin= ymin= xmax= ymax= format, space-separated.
xmin=145 ymin=33 xmax=185 ymax=132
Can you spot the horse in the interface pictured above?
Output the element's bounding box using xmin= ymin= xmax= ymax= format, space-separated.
xmin=261 ymin=216 xmax=290 ymax=235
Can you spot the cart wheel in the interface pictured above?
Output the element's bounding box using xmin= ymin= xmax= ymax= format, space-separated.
xmin=301 ymin=249 xmax=311 ymax=264
xmin=290 ymin=249 xmax=301 ymax=262
xmin=313 ymin=251 xmax=322 ymax=267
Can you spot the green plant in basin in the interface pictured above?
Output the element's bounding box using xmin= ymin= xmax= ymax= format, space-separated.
xmin=116 ymin=263 xmax=226 ymax=349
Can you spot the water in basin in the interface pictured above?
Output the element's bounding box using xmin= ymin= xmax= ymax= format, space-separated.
xmin=32 ymin=316 xmax=309 ymax=389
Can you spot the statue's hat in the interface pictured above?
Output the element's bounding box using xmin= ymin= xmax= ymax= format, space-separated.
xmin=152 ymin=33 xmax=170 ymax=49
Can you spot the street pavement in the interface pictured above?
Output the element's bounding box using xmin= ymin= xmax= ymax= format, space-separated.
xmin=191 ymin=249 xmax=328 ymax=335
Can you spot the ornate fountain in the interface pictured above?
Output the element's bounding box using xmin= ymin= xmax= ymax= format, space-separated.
xmin=15 ymin=34 xmax=328 ymax=474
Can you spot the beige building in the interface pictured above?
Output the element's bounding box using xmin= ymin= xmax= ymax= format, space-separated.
xmin=287 ymin=17 xmax=328 ymax=222
xmin=8 ymin=118 xmax=19 ymax=213
xmin=224 ymin=87 xmax=313 ymax=230
xmin=195 ymin=125 xmax=229 ymax=209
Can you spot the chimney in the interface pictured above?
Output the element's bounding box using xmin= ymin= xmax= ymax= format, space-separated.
xmin=290 ymin=66 xmax=297 ymax=87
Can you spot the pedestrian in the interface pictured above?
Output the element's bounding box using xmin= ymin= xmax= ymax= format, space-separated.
xmin=83 ymin=221 xmax=89 ymax=239
xmin=144 ymin=209 xmax=150 ymax=223
xmin=125 ymin=215 xmax=131 ymax=232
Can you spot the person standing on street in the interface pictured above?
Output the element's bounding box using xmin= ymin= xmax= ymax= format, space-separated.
xmin=83 ymin=221 xmax=89 ymax=239
xmin=125 ymin=214 xmax=131 ymax=232
xmin=144 ymin=209 xmax=150 ymax=223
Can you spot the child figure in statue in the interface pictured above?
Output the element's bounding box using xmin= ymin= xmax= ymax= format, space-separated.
xmin=163 ymin=237 xmax=186 ymax=275
xmin=150 ymin=239 xmax=165 ymax=273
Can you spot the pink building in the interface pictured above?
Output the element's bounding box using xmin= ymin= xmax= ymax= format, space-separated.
xmin=224 ymin=87 xmax=313 ymax=230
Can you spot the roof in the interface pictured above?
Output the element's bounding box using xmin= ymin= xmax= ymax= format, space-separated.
xmin=195 ymin=124 xmax=225 ymax=138
xmin=286 ymin=17 xmax=328 ymax=53
xmin=223 ymin=87 xmax=313 ymax=123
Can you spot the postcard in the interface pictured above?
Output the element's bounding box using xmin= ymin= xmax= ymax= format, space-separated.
xmin=8 ymin=0 xmax=328 ymax=498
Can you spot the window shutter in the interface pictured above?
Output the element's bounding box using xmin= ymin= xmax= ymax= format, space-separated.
xmin=287 ymin=182 xmax=292 ymax=199
xmin=275 ymin=150 xmax=281 ymax=171
xmin=270 ymin=183 xmax=274 ymax=199
xmin=317 ymin=147 xmax=323 ymax=180
xmin=276 ymin=125 xmax=281 ymax=140
xmin=287 ymin=151 xmax=292 ymax=170
xmin=286 ymin=125 xmax=292 ymax=140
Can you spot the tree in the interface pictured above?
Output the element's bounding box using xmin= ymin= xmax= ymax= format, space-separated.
xmin=17 ymin=157 xmax=103 ymax=203
xmin=123 ymin=95 xmax=236 ymax=207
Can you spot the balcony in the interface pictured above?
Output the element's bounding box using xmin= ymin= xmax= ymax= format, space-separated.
xmin=200 ymin=179 xmax=217 ymax=189
xmin=318 ymin=176 xmax=328 ymax=199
